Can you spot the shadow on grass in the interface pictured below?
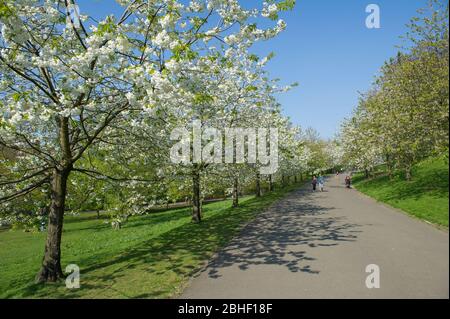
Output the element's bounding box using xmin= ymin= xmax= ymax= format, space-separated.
xmin=15 ymin=183 xmax=363 ymax=298
xmin=356 ymin=169 xmax=448 ymax=202
xmin=64 ymin=213 xmax=109 ymax=224
xmin=15 ymin=185 xmax=303 ymax=298
xmin=64 ymin=199 xmax=226 ymax=227
xmin=62 ymin=208 xmax=192 ymax=234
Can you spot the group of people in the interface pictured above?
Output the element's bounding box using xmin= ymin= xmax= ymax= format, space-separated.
xmin=311 ymin=172 xmax=352 ymax=192
xmin=311 ymin=175 xmax=325 ymax=192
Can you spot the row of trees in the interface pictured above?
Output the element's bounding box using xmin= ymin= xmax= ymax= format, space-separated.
xmin=340 ymin=0 xmax=449 ymax=180
xmin=0 ymin=0 xmax=339 ymax=284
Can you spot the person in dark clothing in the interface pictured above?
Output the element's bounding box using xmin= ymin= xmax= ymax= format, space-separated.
xmin=312 ymin=176 xmax=317 ymax=191
xmin=345 ymin=175 xmax=351 ymax=188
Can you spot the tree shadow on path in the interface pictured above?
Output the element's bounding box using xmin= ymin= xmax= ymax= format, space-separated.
xmin=15 ymin=185 xmax=361 ymax=298
xmin=204 ymin=188 xmax=361 ymax=278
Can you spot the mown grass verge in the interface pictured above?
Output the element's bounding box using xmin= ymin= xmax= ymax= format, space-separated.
xmin=0 ymin=183 xmax=301 ymax=298
xmin=352 ymin=156 xmax=448 ymax=228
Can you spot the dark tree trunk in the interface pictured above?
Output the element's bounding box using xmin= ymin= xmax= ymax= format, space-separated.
xmin=387 ymin=160 xmax=393 ymax=180
xmin=192 ymin=169 xmax=202 ymax=223
xmin=36 ymin=168 xmax=70 ymax=283
xmin=365 ymin=169 xmax=369 ymax=178
xmin=268 ymin=174 xmax=274 ymax=192
xmin=255 ymin=172 xmax=261 ymax=197
xmin=232 ymin=177 xmax=239 ymax=207
xmin=294 ymin=175 xmax=298 ymax=183
xmin=36 ymin=116 xmax=73 ymax=283
xmin=405 ymin=166 xmax=412 ymax=181
xmin=387 ymin=163 xmax=394 ymax=179
xmin=282 ymin=174 xmax=286 ymax=186
xmin=385 ymin=153 xmax=393 ymax=180
xmin=96 ymin=210 xmax=100 ymax=219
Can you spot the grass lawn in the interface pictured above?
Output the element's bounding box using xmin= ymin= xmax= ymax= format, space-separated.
xmin=0 ymin=184 xmax=300 ymax=298
xmin=352 ymin=156 xmax=449 ymax=227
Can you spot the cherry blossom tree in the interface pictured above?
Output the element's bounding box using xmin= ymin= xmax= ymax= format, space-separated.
xmin=0 ymin=0 xmax=296 ymax=282
xmin=339 ymin=0 xmax=448 ymax=180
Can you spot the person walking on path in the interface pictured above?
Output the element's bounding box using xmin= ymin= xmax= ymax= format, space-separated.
xmin=312 ymin=176 xmax=317 ymax=191
xmin=318 ymin=175 xmax=325 ymax=192
xmin=345 ymin=175 xmax=351 ymax=188
xmin=181 ymin=174 xmax=449 ymax=299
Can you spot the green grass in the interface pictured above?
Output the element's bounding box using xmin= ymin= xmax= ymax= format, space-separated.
xmin=0 ymin=184 xmax=300 ymax=299
xmin=352 ymin=156 xmax=449 ymax=227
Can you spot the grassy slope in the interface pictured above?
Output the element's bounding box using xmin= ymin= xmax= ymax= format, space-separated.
xmin=0 ymin=184 xmax=300 ymax=298
xmin=353 ymin=156 xmax=449 ymax=227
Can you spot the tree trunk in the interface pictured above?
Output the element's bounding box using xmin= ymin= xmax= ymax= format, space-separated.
xmin=385 ymin=154 xmax=393 ymax=180
xmin=387 ymin=162 xmax=393 ymax=180
xmin=96 ymin=210 xmax=100 ymax=219
xmin=294 ymin=175 xmax=298 ymax=183
xmin=192 ymin=169 xmax=202 ymax=223
xmin=405 ymin=166 xmax=412 ymax=181
xmin=300 ymin=173 xmax=303 ymax=181
xmin=232 ymin=177 xmax=239 ymax=207
xmin=255 ymin=172 xmax=261 ymax=197
xmin=365 ymin=169 xmax=369 ymax=178
xmin=268 ymin=174 xmax=274 ymax=192
xmin=36 ymin=168 xmax=70 ymax=283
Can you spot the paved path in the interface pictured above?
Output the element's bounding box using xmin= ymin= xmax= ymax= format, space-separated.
xmin=181 ymin=175 xmax=449 ymax=299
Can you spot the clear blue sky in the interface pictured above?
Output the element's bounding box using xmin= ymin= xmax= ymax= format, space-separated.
xmin=250 ymin=0 xmax=429 ymax=138
xmin=77 ymin=0 xmax=428 ymax=138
